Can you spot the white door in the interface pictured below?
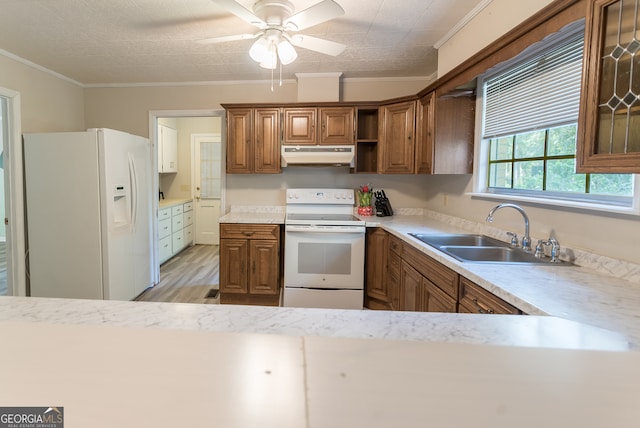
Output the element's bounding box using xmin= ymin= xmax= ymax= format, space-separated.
xmin=193 ymin=134 xmax=222 ymax=245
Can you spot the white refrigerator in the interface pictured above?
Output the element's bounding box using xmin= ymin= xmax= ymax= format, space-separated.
xmin=24 ymin=128 xmax=153 ymax=300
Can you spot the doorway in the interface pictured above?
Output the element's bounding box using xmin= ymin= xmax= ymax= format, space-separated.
xmin=149 ymin=110 xmax=225 ymax=285
xmin=0 ymin=87 xmax=26 ymax=296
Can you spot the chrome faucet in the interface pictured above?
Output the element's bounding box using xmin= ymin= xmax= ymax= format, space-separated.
xmin=486 ymin=203 xmax=532 ymax=252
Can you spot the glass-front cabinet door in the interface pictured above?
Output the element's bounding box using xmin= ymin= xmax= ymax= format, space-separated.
xmin=577 ymin=0 xmax=640 ymax=172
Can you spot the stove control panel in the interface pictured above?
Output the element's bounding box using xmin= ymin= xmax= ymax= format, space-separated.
xmin=286 ymin=188 xmax=355 ymax=204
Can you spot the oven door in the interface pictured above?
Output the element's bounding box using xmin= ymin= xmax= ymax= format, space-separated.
xmin=284 ymin=225 xmax=365 ymax=290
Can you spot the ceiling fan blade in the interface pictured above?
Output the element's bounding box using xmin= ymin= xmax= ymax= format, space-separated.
xmin=210 ymin=0 xmax=266 ymax=27
xmin=284 ymin=0 xmax=345 ymax=31
xmin=197 ymin=33 xmax=261 ymax=44
xmin=289 ymin=34 xmax=346 ymax=56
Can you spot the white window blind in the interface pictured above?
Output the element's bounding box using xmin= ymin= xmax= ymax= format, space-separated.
xmin=482 ymin=31 xmax=584 ymax=139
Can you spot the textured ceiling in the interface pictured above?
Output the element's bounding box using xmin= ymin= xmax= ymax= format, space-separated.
xmin=0 ymin=0 xmax=486 ymax=85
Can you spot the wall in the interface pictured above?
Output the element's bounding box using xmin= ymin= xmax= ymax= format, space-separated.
xmin=432 ymin=0 xmax=640 ymax=266
xmin=437 ymin=0 xmax=555 ymax=76
xmin=0 ymin=54 xmax=84 ymax=132
xmin=84 ymin=77 xmax=431 ymax=215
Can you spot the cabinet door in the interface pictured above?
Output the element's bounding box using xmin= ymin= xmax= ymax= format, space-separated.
xmin=379 ymin=101 xmax=416 ymax=173
xmin=415 ymin=92 xmax=435 ymax=174
xmin=365 ymin=228 xmax=389 ymax=304
xmin=220 ymin=239 xmax=249 ymax=294
xmin=226 ymin=108 xmax=253 ymax=173
xmin=159 ymin=124 xmax=178 ymax=173
xmin=577 ymin=0 xmax=640 ymax=173
xmin=283 ymin=108 xmax=316 ymax=145
xmin=319 ymin=107 xmax=354 ymax=145
xmin=422 ymin=280 xmax=457 ymax=313
xmin=254 ymin=108 xmax=281 ymax=173
xmin=249 ymin=239 xmax=279 ymax=295
xmin=400 ymin=261 xmax=421 ymax=311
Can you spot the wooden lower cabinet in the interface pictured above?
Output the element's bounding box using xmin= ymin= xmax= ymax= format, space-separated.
xmin=219 ymin=224 xmax=281 ymax=306
xmin=364 ymin=229 xmax=521 ymax=315
xmin=365 ymin=228 xmax=392 ymax=309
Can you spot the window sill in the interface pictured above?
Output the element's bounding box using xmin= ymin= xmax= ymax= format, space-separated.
xmin=467 ymin=192 xmax=640 ymax=217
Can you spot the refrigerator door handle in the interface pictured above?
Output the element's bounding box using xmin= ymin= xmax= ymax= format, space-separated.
xmin=128 ymin=154 xmax=138 ymax=232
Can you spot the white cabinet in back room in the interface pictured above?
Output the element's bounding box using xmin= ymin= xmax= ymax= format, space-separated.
xmin=158 ymin=124 xmax=178 ymax=173
xmin=159 ymin=200 xmax=193 ymax=264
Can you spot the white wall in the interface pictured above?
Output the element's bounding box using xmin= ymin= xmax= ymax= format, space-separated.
xmin=437 ymin=0 xmax=555 ymax=76
xmin=0 ymin=54 xmax=85 ymax=132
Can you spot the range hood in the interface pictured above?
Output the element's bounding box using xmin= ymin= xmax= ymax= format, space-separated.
xmin=281 ymin=145 xmax=355 ymax=167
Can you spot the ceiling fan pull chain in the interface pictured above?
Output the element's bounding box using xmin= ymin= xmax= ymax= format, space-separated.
xmin=270 ymin=67 xmax=274 ymax=92
xmin=279 ymin=61 xmax=283 ymax=87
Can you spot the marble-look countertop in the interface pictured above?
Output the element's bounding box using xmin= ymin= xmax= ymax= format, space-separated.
xmin=219 ymin=205 xmax=285 ymax=224
xmin=3 ymin=319 xmax=638 ymax=428
xmin=0 ymin=296 xmax=630 ymax=351
xmin=215 ymin=206 xmax=640 ymax=348
xmin=361 ymin=211 xmax=640 ymax=349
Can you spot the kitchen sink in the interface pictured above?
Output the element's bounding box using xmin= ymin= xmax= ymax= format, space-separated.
xmin=409 ymin=233 xmax=568 ymax=265
xmin=410 ymin=233 xmax=505 ymax=248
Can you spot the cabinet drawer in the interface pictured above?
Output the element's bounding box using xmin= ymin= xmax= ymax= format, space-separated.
xmin=172 ymin=231 xmax=184 ymax=252
xmin=220 ymin=224 xmax=279 ymax=240
xmin=158 ymin=218 xmax=172 ymax=239
xmin=159 ymin=208 xmax=172 ymax=221
xmin=172 ymin=205 xmax=183 ymax=216
xmin=459 ymin=277 xmax=520 ymax=315
xmin=389 ymin=235 xmax=403 ymax=256
xmin=159 ymin=236 xmax=172 ymax=263
xmin=172 ymin=213 xmax=184 ymax=231
xmin=184 ymin=210 xmax=193 ymax=226
xmin=184 ymin=225 xmax=193 ymax=245
xmin=183 ymin=201 xmax=193 ymax=212
xmin=402 ymin=244 xmax=458 ymax=299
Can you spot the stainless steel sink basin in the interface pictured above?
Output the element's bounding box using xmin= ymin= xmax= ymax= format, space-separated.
xmin=410 ymin=233 xmax=505 ymax=248
xmin=409 ymin=233 xmax=568 ymax=265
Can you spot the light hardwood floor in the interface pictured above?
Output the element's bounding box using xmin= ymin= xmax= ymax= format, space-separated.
xmin=135 ymin=244 xmax=220 ymax=304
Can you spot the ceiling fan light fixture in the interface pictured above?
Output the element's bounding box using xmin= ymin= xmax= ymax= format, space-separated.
xmin=249 ymin=37 xmax=271 ymax=63
xmin=259 ymin=44 xmax=278 ymax=69
xmin=277 ymin=39 xmax=297 ymax=65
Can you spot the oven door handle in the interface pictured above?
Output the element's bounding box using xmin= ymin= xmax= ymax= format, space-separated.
xmin=285 ymin=225 xmax=365 ymax=234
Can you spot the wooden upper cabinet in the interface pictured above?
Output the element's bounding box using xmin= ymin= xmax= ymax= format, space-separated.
xmin=226 ymin=107 xmax=280 ymax=174
xmin=416 ymin=90 xmax=475 ymax=175
xmin=283 ymin=108 xmax=316 ymax=145
xmin=577 ymin=0 xmax=640 ymax=173
xmin=319 ymin=107 xmax=355 ymax=145
xmin=379 ymin=100 xmax=416 ymax=173
xmin=283 ymin=106 xmax=354 ymax=145
xmin=254 ymin=108 xmax=281 ymax=174
xmin=226 ymin=108 xmax=253 ymax=173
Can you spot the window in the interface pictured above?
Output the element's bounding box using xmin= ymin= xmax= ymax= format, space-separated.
xmin=476 ymin=21 xmax=636 ymax=211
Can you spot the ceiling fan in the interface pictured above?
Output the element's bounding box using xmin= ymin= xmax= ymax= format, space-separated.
xmin=199 ymin=0 xmax=346 ymax=69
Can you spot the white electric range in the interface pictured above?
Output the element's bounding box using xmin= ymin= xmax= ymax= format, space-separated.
xmin=283 ymin=188 xmax=365 ymax=310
